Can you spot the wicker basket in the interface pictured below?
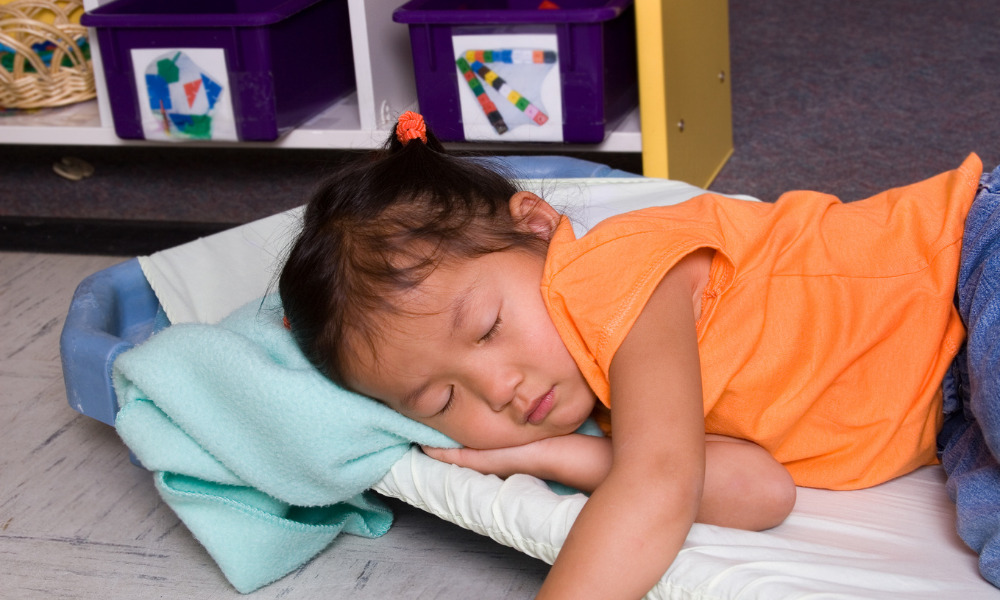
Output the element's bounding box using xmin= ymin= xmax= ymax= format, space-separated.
xmin=0 ymin=0 xmax=95 ymax=109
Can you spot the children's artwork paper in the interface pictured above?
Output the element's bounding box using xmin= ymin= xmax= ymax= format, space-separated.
xmin=452 ymin=33 xmax=563 ymax=143
xmin=130 ymin=48 xmax=238 ymax=142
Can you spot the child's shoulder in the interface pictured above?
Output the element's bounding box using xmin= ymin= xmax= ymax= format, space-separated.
xmin=544 ymin=199 xmax=730 ymax=284
xmin=553 ymin=195 xmax=750 ymax=253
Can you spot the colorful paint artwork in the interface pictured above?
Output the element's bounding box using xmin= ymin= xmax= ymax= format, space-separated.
xmin=130 ymin=48 xmax=237 ymax=142
xmin=452 ymin=34 xmax=562 ymax=142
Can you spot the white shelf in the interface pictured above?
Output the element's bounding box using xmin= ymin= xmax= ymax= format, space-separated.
xmin=0 ymin=0 xmax=641 ymax=153
xmin=0 ymin=94 xmax=642 ymax=152
xmin=1 ymin=100 xmax=111 ymax=145
xmin=0 ymin=94 xmax=370 ymax=149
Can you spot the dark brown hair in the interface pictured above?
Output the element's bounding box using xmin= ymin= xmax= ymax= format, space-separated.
xmin=279 ymin=125 xmax=547 ymax=387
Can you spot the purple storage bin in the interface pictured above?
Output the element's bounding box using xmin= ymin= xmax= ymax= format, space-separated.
xmin=393 ymin=0 xmax=636 ymax=144
xmin=82 ymin=0 xmax=355 ymax=142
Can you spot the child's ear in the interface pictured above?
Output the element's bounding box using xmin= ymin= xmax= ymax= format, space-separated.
xmin=509 ymin=191 xmax=560 ymax=240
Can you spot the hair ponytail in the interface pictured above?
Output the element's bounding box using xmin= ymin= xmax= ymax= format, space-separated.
xmin=393 ymin=111 xmax=437 ymax=148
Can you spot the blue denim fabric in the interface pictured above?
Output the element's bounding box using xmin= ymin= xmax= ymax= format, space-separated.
xmin=940 ymin=163 xmax=1000 ymax=588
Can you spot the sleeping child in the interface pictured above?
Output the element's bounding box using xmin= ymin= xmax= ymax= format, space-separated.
xmin=278 ymin=111 xmax=1000 ymax=599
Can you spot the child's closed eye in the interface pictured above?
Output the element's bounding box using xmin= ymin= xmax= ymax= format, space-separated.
xmin=439 ymin=386 xmax=455 ymax=414
xmin=479 ymin=314 xmax=502 ymax=343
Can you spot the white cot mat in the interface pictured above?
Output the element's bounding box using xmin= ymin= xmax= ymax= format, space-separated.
xmin=139 ymin=176 xmax=996 ymax=599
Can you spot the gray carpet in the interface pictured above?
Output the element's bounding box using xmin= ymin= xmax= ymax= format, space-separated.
xmin=712 ymin=0 xmax=999 ymax=203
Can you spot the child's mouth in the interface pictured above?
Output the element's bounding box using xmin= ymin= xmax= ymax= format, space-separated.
xmin=527 ymin=388 xmax=555 ymax=425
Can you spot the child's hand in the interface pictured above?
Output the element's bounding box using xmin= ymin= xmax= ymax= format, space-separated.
xmin=420 ymin=442 xmax=548 ymax=479
xmin=421 ymin=433 xmax=613 ymax=492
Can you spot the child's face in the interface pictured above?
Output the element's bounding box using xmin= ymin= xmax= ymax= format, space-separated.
xmin=345 ymin=247 xmax=598 ymax=449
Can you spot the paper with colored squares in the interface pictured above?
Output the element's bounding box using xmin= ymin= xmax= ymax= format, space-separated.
xmin=451 ymin=34 xmax=562 ymax=142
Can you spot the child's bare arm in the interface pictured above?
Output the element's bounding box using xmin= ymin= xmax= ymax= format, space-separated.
xmin=424 ymin=433 xmax=795 ymax=531
xmin=423 ymin=433 xmax=613 ymax=492
xmin=535 ymin=253 xmax=710 ymax=599
xmin=702 ymin=435 xmax=796 ymax=530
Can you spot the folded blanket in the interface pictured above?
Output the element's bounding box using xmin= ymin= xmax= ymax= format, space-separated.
xmin=112 ymin=295 xmax=457 ymax=593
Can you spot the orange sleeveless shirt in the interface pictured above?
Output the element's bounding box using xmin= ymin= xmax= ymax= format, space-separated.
xmin=541 ymin=155 xmax=982 ymax=489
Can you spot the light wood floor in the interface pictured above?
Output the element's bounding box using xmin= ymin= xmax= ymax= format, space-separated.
xmin=1 ymin=251 xmax=548 ymax=599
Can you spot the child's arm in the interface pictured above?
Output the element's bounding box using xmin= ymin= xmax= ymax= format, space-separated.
xmin=423 ymin=433 xmax=795 ymax=531
xmin=701 ymin=435 xmax=795 ymax=530
xmin=423 ymin=433 xmax=613 ymax=492
xmin=534 ymin=253 xmax=710 ymax=599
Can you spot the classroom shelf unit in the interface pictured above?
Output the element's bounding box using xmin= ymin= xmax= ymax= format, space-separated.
xmin=0 ymin=0 xmax=731 ymax=188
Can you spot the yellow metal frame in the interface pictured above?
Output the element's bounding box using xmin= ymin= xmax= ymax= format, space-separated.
xmin=634 ymin=0 xmax=733 ymax=187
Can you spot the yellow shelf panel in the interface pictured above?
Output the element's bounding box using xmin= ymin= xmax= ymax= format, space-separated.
xmin=635 ymin=0 xmax=733 ymax=187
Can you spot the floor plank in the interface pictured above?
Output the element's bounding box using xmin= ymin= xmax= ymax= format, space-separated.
xmin=0 ymin=251 xmax=548 ymax=599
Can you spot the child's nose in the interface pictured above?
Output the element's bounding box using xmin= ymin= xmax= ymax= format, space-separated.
xmin=477 ymin=368 xmax=521 ymax=412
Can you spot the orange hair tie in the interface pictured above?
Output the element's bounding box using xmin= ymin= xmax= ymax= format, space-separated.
xmin=396 ymin=111 xmax=428 ymax=146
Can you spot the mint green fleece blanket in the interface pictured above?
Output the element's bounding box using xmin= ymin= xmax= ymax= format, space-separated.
xmin=112 ymin=295 xmax=457 ymax=593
